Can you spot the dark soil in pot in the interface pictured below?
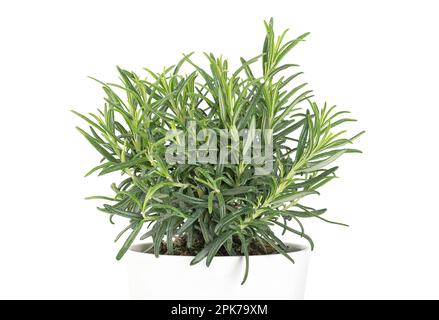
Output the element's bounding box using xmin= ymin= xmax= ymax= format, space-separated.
xmin=148 ymin=235 xmax=278 ymax=256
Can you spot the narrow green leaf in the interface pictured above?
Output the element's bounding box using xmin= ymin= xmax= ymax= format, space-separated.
xmin=174 ymin=192 xmax=207 ymax=205
xmin=176 ymin=210 xmax=202 ymax=235
xmin=295 ymin=114 xmax=309 ymax=163
xmin=238 ymin=234 xmax=250 ymax=285
xmin=222 ymin=186 xmax=256 ymax=196
xmin=215 ymin=207 xmax=251 ymax=234
xmin=146 ymin=204 xmax=187 ymax=218
xmin=114 ymin=222 xmax=137 ymax=242
xmin=272 ymin=220 xmax=314 ymax=250
xmin=301 ymin=150 xmax=346 ymax=173
xmin=270 ymin=191 xmax=318 ymax=207
xmin=99 ymin=157 xmax=147 ymax=175
xmin=206 ymin=230 xmax=236 ymax=266
xmin=258 ymin=230 xmax=295 ymax=263
xmin=85 ymin=195 xmax=116 ymax=201
xmin=116 ymin=220 xmax=144 ymax=260
xmin=282 ymin=208 xmax=327 ymax=218
xmin=76 ymin=127 xmax=118 ymax=162
xmin=291 ymin=167 xmax=338 ymax=189
xmin=100 ymin=205 xmax=142 ymax=220
xmin=190 ymin=245 xmax=212 ymax=265
xmin=216 ymin=192 xmax=226 ymax=218
xmin=208 ymin=191 xmax=214 ymax=214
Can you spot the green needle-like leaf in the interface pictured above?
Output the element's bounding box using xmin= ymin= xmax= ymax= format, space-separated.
xmin=116 ymin=220 xmax=144 ymax=260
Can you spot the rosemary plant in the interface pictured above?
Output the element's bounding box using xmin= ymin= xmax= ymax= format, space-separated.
xmin=73 ymin=19 xmax=363 ymax=283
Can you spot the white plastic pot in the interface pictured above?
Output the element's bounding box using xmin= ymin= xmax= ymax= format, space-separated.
xmin=126 ymin=243 xmax=310 ymax=300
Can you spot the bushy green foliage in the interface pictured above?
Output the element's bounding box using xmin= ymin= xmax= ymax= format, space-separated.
xmin=73 ymin=19 xmax=363 ymax=283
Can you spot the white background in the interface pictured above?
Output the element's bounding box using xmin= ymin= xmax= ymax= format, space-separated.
xmin=1 ymin=0 xmax=438 ymax=299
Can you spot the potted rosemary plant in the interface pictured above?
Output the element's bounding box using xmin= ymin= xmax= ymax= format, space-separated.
xmin=73 ymin=19 xmax=363 ymax=299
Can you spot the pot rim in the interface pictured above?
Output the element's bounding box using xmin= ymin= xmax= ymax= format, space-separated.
xmin=129 ymin=242 xmax=310 ymax=259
